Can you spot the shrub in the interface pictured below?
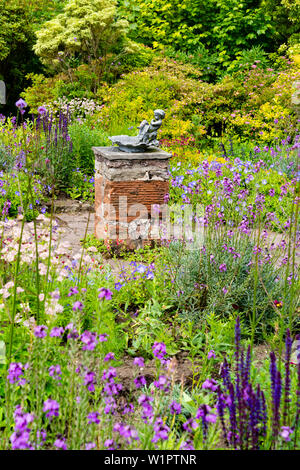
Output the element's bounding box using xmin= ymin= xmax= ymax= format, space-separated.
xmin=68 ymin=122 xmax=109 ymax=174
xmin=167 ymin=234 xmax=284 ymax=338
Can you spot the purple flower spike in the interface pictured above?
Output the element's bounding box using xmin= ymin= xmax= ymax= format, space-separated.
xmin=170 ymin=401 xmax=181 ymax=415
xmin=133 ymin=357 xmax=145 ymax=368
xmin=98 ymin=288 xmax=113 ymax=300
xmin=134 ymin=375 xmax=147 ymax=389
xmin=37 ymin=106 xmax=47 ymax=116
xmin=208 ymin=349 xmax=216 ymax=359
xmin=54 ymin=435 xmax=67 ymax=450
xmin=87 ymin=412 xmax=100 ymax=424
xmin=15 ymin=98 xmax=27 ymax=110
xmin=43 ymin=399 xmax=59 ymax=419
xmin=280 ymin=426 xmax=293 ymax=442
xmin=72 ymin=301 xmax=83 ymax=311
xmin=34 ymin=325 xmax=48 ymax=338
xmin=80 ymin=331 xmax=98 ymax=351
xmin=152 ymin=342 xmax=167 ymax=360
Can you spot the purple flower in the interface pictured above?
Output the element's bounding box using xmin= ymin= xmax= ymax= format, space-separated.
xmin=80 ymin=331 xmax=98 ymax=351
xmin=104 ymin=352 xmax=115 ymax=362
xmin=85 ymin=442 xmax=96 ymax=450
xmin=13 ymin=406 xmax=34 ymax=432
xmin=133 ymin=357 xmax=145 ymax=368
xmin=50 ymin=327 xmax=64 ymax=337
xmin=152 ymin=342 xmax=167 ymax=360
xmin=113 ymin=423 xmax=139 ymax=443
xmin=153 ymin=375 xmax=170 ymax=392
xmin=7 ymin=363 xmax=26 ymax=385
xmin=104 ymin=397 xmax=117 ymax=415
xmin=104 ymin=439 xmax=117 ymax=450
xmin=103 ymin=381 xmax=123 ymax=396
xmin=10 ymin=430 xmax=32 ymax=450
xmin=123 ymin=403 xmax=134 ymax=415
xmin=67 ymin=327 xmax=79 ymax=340
xmin=84 ymin=371 xmax=96 ymax=392
xmin=87 ymin=411 xmax=100 ymax=424
xmin=180 ymin=439 xmax=194 ymax=450
xmin=98 ymin=288 xmax=113 ymax=300
xmin=208 ymin=349 xmax=216 ymax=359
xmin=138 ymin=394 xmax=153 ymax=406
xmin=15 ymin=98 xmax=27 ymax=110
xmin=280 ymin=426 xmax=293 ymax=441
xmin=102 ymin=367 xmax=117 ymax=382
xmin=68 ymin=286 xmax=79 ymax=296
xmin=72 ymin=300 xmax=83 ymax=311
xmin=43 ymin=399 xmax=59 ymax=419
xmin=152 ymin=417 xmax=170 ymax=443
xmin=219 ymin=263 xmax=227 ymax=272
xmin=49 ymin=365 xmax=62 ymax=381
xmin=34 ymin=325 xmax=47 ymax=338
xmin=183 ymin=418 xmax=198 ymax=433
xmin=196 ymin=404 xmax=217 ymax=423
xmin=134 ymin=375 xmax=147 ymax=389
xmin=202 ymin=378 xmax=218 ymax=392
xmin=54 ymin=436 xmax=67 ymax=450
xmin=99 ymin=333 xmax=108 ymax=342
xmin=170 ymin=401 xmax=181 ymax=415
xmin=37 ymin=106 xmax=47 ymax=116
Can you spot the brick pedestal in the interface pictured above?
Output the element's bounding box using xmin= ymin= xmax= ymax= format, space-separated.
xmin=92 ymin=146 xmax=171 ymax=249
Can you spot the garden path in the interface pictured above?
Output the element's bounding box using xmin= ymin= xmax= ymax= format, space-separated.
xmin=49 ymin=198 xmax=132 ymax=276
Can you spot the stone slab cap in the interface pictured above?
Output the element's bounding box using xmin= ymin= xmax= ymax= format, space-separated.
xmin=92 ymin=146 xmax=171 ymax=160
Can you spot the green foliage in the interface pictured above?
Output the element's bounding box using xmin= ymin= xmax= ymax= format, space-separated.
xmin=0 ymin=171 xmax=46 ymax=222
xmin=164 ymin=44 xmax=220 ymax=82
xmin=68 ymin=121 xmax=109 ymax=173
xmin=34 ymin=0 xmax=129 ymax=69
xmin=226 ymin=45 xmax=270 ymax=75
xmin=261 ymin=0 xmax=300 ymax=46
xmin=65 ymin=169 xmax=95 ymax=202
xmin=0 ymin=2 xmax=43 ymax=114
xmin=127 ymin=299 xmax=178 ymax=357
xmin=119 ymin=0 xmax=216 ymax=51
xmin=167 ymin=236 xmax=283 ymax=338
xmin=0 ymin=145 xmax=15 ymax=172
xmin=14 ymin=0 xmax=66 ymax=27
xmin=21 ymin=74 xmax=57 ymax=112
xmin=120 ymin=0 xmax=282 ymax=69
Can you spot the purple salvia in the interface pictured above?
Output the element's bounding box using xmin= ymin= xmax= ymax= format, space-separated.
xmin=227 ymin=382 xmax=238 ymax=449
xmin=242 ymin=345 xmax=251 ymax=387
xmin=48 ymin=114 xmax=53 ymax=137
xmin=221 ymin=357 xmax=231 ymax=391
xmin=283 ymin=329 xmax=292 ymax=426
xmin=274 ymin=370 xmax=282 ymax=442
xmin=270 ymin=351 xmax=282 ymax=443
xmin=59 ymin=110 xmax=62 ymax=131
xmin=260 ymin=389 xmax=267 ymax=438
xmin=249 ymin=385 xmax=260 ymax=450
xmin=216 ymin=386 xmax=228 ymax=446
xmin=294 ymin=334 xmax=300 ymax=447
xmin=270 ymin=351 xmax=278 ymax=441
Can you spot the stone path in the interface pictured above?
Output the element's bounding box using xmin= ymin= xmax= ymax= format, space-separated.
xmin=50 ymin=199 xmax=132 ymax=275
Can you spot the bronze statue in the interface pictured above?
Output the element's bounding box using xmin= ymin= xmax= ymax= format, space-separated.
xmin=109 ymin=109 xmax=165 ymax=153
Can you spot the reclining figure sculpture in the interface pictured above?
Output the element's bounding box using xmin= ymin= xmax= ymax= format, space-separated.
xmin=109 ymin=109 xmax=165 ymax=153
